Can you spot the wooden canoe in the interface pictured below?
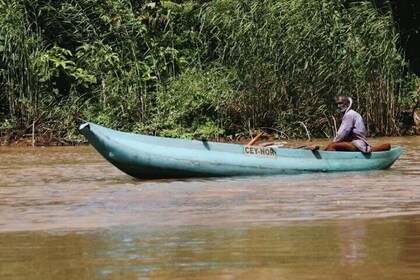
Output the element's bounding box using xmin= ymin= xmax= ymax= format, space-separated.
xmin=79 ymin=123 xmax=403 ymax=179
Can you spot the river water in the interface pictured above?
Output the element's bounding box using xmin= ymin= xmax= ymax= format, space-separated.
xmin=0 ymin=137 xmax=419 ymax=279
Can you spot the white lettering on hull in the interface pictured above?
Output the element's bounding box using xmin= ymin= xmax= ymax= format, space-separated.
xmin=244 ymin=146 xmax=276 ymax=157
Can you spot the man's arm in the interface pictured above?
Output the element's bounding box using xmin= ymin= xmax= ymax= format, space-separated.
xmin=333 ymin=114 xmax=354 ymax=142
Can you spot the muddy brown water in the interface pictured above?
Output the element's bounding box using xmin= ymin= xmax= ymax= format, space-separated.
xmin=0 ymin=137 xmax=419 ymax=279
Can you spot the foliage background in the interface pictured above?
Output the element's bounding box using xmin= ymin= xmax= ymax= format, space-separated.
xmin=0 ymin=0 xmax=418 ymax=144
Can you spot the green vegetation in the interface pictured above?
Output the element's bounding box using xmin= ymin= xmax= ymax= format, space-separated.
xmin=0 ymin=0 xmax=418 ymax=144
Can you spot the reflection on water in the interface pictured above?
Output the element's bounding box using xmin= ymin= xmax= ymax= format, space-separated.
xmin=1 ymin=218 xmax=419 ymax=279
xmin=0 ymin=137 xmax=419 ymax=279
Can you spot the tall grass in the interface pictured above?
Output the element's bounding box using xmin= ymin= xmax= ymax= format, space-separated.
xmin=0 ymin=0 xmax=44 ymax=127
xmin=0 ymin=0 xmax=200 ymax=137
xmin=201 ymin=0 xmax=407 ymax=137
xmin=0 ymin=0 xmax=415 ymax=143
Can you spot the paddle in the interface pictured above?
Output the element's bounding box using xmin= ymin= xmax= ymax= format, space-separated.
xmin=294 ymin=144 xmax=320 ymax=151
xmin=247 ymin=131 xmax=264 ymax=146
xmin=247 ymin=131 xmax=320 ymax=151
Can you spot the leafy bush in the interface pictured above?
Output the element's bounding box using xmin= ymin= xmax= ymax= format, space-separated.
xmin=134 ymin=67 xmax=234 ymax=139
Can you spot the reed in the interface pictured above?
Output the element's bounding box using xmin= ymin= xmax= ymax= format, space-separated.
xmin=0 ymin=0 xmax=416 ymax=143
xmin=1 ymin=0 xmax=194 ymax=135
xmin=0 ymin=0 xmax=44 ymax=127
xmin=201 ymin=0 xmax=407 ymax=137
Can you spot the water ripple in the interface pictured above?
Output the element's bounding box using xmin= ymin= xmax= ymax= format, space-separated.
xmin=0 ymin=137 xmax=419 ymax=232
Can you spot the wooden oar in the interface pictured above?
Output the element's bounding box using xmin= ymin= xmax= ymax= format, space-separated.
xmin=247 ymin=131 xmax=264 ymax=146
xmin=295 ymin=144 xmax=320 ymax=151
xmin=247 ymin=130 xmax=320 ymax=151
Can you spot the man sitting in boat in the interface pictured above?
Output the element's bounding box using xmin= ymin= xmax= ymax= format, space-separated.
xmin=326 ymin=95 xmax=390 ymax=153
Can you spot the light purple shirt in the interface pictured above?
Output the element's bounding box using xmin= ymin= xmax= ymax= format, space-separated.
xmin=334 ymin=109 xmax=371 ymax=153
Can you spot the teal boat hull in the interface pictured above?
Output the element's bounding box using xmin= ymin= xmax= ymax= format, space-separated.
xmin=79 ymin=123 xmax=403 ymax=179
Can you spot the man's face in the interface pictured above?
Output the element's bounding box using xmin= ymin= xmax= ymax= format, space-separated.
xmin=337 ymin=101 xmax=348 ymax=113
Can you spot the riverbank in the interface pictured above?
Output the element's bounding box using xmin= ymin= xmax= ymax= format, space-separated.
xmin=2 ymin=109 xmax=419 ymax=147
xmin=1 ymin=121 xmax=419 ymax=147
xmin=0 ymin=127 xmax=266 ymax=147
xmin=0 ymin=126 xmax=86 ymax=147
